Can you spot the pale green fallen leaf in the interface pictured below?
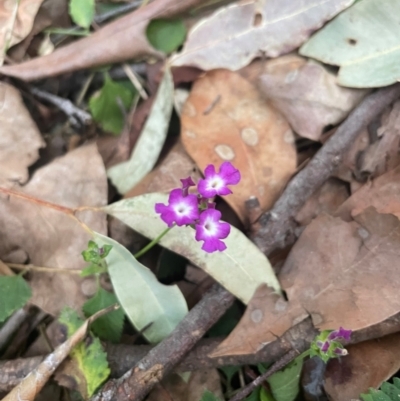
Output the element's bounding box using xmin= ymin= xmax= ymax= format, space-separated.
xmin=300 ymin=0 xmax=400 ymax=88
xmin=107 ymin=67 xmax=174 ymax=194
xmin=93 ymin=232 xmax=188 ymax=343
xmin=0 ymin=276 xmax=31 ymax=323
xmin=69 ymin=0 xmax=95 ymax=29
xmin=102 ymin=194 xmax=281 ymax=304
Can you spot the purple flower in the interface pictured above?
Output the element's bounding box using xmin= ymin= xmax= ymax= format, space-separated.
xmin=198 ymin=162 xmax=241 ymax=198
xmin=195 ymin=209 xmax=230 ymax=253
xmin=155 ymin=189 xmax=199 ymax=227
xmin=318 ymin=341 xmax=330 ymax=352
xmin=333 ymin=347 xmax=348 ymax=356
xmin=180 ymin=177 xmax=195 ymax=196
xmin=328 ymin=327 xmax=352 ymax=342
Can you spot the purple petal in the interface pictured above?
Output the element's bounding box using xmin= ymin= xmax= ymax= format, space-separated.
xmin=168 ymin=188 xmax=184 ymax=203
xmin=201 ymin=237 xmax=227 ymax=253
xmin=155 ymin=203 xmax=177 ymax=227
xmin=203 ymin=164 xmax=216 ymax=179
xmin=328 ymin=327 xmax=352 ymax=341
xmin=219 ymin=161 xmax=241 ymax=185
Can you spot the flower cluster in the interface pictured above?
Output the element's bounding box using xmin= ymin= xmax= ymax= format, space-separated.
xmin=155 ymin=161 xmax=241 ymax=253
xmin=310 ymin=327 xmax=352 ymax=363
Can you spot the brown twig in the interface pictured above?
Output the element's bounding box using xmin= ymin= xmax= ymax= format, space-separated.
xmin=252 ymin=83 xmax=400 ymax=254
xmin=90 ymin=284 xmax=235 ymax=401
xmin=228 ymin=349 xmax=299 ymax=401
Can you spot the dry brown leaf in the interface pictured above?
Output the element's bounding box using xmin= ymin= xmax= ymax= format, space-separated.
xmin=0 ymin=0 xmax=204 ymax=81
xmin=0 ymin=82 xmax=45 ymax=185
xmin=181 ymin=69 xmax=297 ymax=223
xmin=256 ymin=55 xmax=368 ymax=141
xmin=147 ymin=370 xmax=223 ymax=401
xmin=125 ymin=141 xmax=201 ymax=198
xmin=171 ymin=0 xmax=354 ymax=71
xmin=0 ymin=144 xmax=107 ymax=315
xmin=3 ymin=307 xmax=114 ymax=401
xmin=324 ymin=333 xmax=400 ymax=401
xmin=213 ymin=208 xmax=400 ymax=356
xmin=335 ymin=164 xmax=400 ymax=221
xmin=295 ymin=178 xmax=349 ymax=226
xmin=0 ymin=0 xmax=45 ymax=65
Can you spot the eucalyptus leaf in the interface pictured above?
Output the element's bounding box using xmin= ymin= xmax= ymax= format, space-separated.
xmin=300 ymin=0 xmax=400 ymax=88
xmin=267 ymin=358 xmax=303 ymax=401
xmin=102 ymin=194 xmax=281 ymax=304
xmin=107 ymin=67 xmax=174 ymax=194
xmin=93 ymin=232 xmax=188 ymax=343
xmin=0 ymin=276 xmax=31 ymax=323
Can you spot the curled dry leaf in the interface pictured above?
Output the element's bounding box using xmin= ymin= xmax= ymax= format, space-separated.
xmin=0 ymin=0 xmax=45 ymax=65
xmin=0 ymin=144 xmax=107 ymax=315
xmin=171 ymin=0 xmax=355 ymax=71
xmin=2 ymin=307 xmax=114 ymax=401
xmin=325 ymin=333 xmax=400 ymax=401
xmin=0 ymin=0 xmax=205 ymax=81
xmin=256 ymin=55 xmax=368 ymax=141
xmin=181 ymin=69 xmax=297 ymax=223
xmin=213 ymin=208 xmax=400 ymax=356
xmin=0 ymin=82 xmax=44 ymax=185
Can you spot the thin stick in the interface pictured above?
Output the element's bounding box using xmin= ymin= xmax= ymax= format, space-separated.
xmin=228 ymin=350 xmax=299 ymax=401
xmin=91 ymin=284 xmax=235 ymax=401
xmin=6 ymin=263 xmax=81 ymax=275
xmin=252 ymin=83 xmax=400 ymax=254
xmin=122 ymin=63 xmax=148 ymax=100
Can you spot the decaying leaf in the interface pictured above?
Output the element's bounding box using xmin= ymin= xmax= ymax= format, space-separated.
xmin=125 ymin=141 xmax=201 ymax=198
xmin=256 ymin=55 xmax=368 ymax=141
xmin=324 ymin=333 xmax=400 ymax=401
xmin=2 ymin=307 xmax=113 ymax=401
xmin=0 ymin=0 xmax=205 ymax=81
xmin=0 ymin=82 xmax=44 ymax=185
xmin=0 ymin=144 xmax=107 ymax=316
xmin=0 ymin=0 xmax=45 ymax=65
xmin=300 ymin=0 xmax=400 ymax=88
xmin=171 ymin=0 xmax=355 ymax=71
xmin=181 ymin=69 xmax=297 ymax=222
xmin=103 ymin=193 xmax=281 ymax=304
xmin=213 ymin=208 xmax=400 ymax=356
xmin=107 ymin=67 xmax=174 ymax=194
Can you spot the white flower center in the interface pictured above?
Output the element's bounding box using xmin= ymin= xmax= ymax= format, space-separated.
xmin=174 ymin=202 xmax=189 ymax=216
xmin=208 ymin=176 xmax=224 ymax=190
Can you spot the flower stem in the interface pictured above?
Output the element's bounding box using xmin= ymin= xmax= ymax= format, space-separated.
xmin=133 ymin=226 xmax=172 ymax=259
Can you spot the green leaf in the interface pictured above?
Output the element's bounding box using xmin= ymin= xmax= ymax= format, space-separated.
xmin=361 ymin=378 xmax=400 ymax=401
xmin=146 ymin=19 xmax=186 ymax=53
xmin=300 ymin=0 xmax=400 ymax=88
xmin=0 ymin=275 xmax=31 ymax=323
xmin=69 ymin=0 xmax=95 ymax=29
xmin=80 ymin=264 xmax=106 ymax=277
xmin=89 ymin=75 xmax=135 ymax=135
xmin=220 ymin=366 xmax=240 ymax=384
xmin=200 ymin=390 xmax=223 ymax=401
xmin=107 ymin=67 xmax=174 ymax=194
xmin=83 ymin=288 xmax=124 ymax=343
xmin=102 ymin=194 xmax=281 ymax=304
xmin=267 ymin=358 xmax=303 ymax=401
xmin=245 ymin=388 xmax=260 ymax=401
xmin=93 ymin=232 xmax=188 ymax=343
xmin=260 ymin=387 xmax=277 ymax=401
xmin=58 ymin=308 xmax=110 ymax=398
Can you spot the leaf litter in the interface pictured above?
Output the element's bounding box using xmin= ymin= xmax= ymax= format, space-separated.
xmin=2 ymin=1 xmax=400 ymax=400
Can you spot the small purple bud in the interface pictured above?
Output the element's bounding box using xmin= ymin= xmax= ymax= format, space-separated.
xmin=181 ymin=177 xmax=196 ymax=196
xmin=320 ymin=341 xmax=330 ymax=352
xmin=333 ymin=347 xmax=348 ymax=356
xmin=98 ymin=247 xmax=105 ymax=256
